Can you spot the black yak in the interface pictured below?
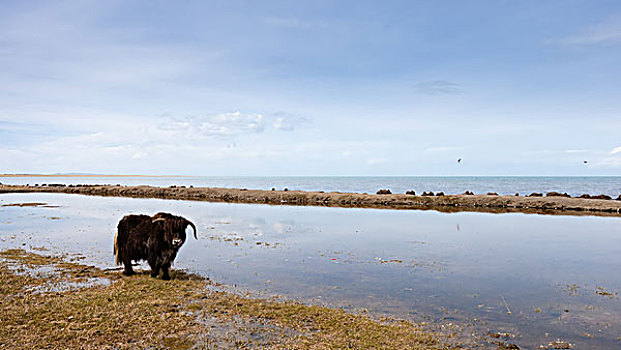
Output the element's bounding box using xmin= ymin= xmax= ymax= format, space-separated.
xmin=114 ymin=212 xmax=197 ymax=280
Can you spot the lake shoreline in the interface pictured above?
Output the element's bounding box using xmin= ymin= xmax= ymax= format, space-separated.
xmin=0 ymin=249 xmax=461 ymax=349
xmin=2 ymin=183 xmax=621 ymax=217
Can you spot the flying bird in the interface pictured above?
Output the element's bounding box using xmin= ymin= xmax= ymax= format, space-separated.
xmin=457 ymin=158 xmax=462 ymax=163
xmin=584 ymin=160 xmax=588 ymax=164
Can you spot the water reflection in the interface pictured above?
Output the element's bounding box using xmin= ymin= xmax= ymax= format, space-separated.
xmin=1 ymin=193 xmax=621 ymax=349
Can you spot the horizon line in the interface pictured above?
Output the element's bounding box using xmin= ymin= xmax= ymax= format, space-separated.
xmin=1 ymin=174 xmax=620 ymax=178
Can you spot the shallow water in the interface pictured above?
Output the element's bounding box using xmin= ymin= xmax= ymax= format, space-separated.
xmin=1 ymin=193 xmax=621 ymax=349
xmin=2 ymin=175 xmax=621 ymax=197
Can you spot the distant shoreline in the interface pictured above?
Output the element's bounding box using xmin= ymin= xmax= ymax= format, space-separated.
xmin=2 ymin=184 xmax=621 ymax=217
xmin=3 ymin=174 xmax=621 ymax=177
xmin=0 ymin=174 xmax=187 ymax=177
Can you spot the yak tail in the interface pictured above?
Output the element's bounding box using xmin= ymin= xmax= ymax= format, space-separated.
xmin=113 ymin=230 xmax=121 ymax=265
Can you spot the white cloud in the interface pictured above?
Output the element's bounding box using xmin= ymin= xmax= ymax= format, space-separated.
xmin=163 ymin=112 xmax=267 ymax=138
xmin=0 ymin=108 xmax=315 ymax=174
xmin=0 ymin=1 xmax=227 ymax=112
xmin=565 ymin=149 xmax=587 ymax=153
xmin=132 ymin=151 xmax=147 ymax=160
xmin=366 ymin=158 xmax=387 ymax=165
xmin=610 ymin=146 xmax=621 ymax=154
xmin=599 ymin=156 xmax=621 ymax=167
xmin=271 ymin=112 xmax=312 ymax=131
xmin=413 ymin=81 xmax=462 ymax=95
xmin=0 ymin=147 xmax=38 ymax=173
xmin=161 ymin=111 xmax=311 ymax=139
xmin=556 ymin=16 xmax=621 ymax=46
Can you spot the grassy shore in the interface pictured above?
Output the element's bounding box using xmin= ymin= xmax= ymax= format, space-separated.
xmin=2 ymin=183 xmax=621 ymax=217
xmin=0 ymin=249 xmax=461 ymax=349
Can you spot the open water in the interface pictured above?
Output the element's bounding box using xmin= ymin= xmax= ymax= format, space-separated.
xmin=1 ymin=192 xmax=621 ymax=349
xmin=1 ymin=175 xmax=620 ymax=197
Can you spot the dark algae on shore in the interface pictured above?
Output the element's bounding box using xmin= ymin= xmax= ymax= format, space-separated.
xmin=2 ymin=183 xmax=621 ymax=217
xmin=0 ymin=249 xmax=459 ymax=349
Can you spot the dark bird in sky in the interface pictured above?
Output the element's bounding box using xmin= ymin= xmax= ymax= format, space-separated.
xmin=457 ymin=158 xmax=462 ymax=163
xmin=584 ymin=160 xmax=588 ymax=164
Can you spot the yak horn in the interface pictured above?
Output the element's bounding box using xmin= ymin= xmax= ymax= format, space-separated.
xmin=152 ymin=218 xmax=166 ymax=223
xmin=186 ymin=220 xmax=198 ymax=240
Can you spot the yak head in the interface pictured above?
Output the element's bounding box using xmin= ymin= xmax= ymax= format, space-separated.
xmin=152 ymin=212 xmax=198 ymax=248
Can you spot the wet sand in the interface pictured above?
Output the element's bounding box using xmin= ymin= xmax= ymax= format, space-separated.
xmin=2 ymin=183 xmax=621 ymax=217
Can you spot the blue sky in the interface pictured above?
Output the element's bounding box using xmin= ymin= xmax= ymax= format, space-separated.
xmin=1 ymin=0 xmax=620 ymax=175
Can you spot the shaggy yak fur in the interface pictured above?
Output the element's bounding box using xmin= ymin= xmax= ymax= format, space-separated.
xmin=114 ymin=212 xmax=197 ymax=280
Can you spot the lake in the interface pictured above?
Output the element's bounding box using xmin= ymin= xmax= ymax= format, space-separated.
xmin=1 ymin=192 xmax=620 ymax=349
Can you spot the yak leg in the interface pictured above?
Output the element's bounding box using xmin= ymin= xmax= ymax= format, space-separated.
xmin=122 ymin=259 xmax=135 ymax=276
xmin=161 ymin=263 xmax=171 ymax=280
xmin=150 ymin=266 xmax=160 ymax=278
xmin=148 ymin=259 xmax=160 ymax=278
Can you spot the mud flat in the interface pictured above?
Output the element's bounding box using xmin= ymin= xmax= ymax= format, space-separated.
xmin=2 ymin=184 xmax=621 ymax=217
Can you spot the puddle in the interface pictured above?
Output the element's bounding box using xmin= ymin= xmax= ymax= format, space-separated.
xmin=26 ymin=277 xmax=111 ymax=294
xmin=3 ymin=262 xmax=59 ymax=279
xmin=195 ymin=314 xmax=303 ymax=349
xmin=1 ymin=254 xmax=112 ymax=296
xmin=1 ymin=192 xmax=621 ymax=349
